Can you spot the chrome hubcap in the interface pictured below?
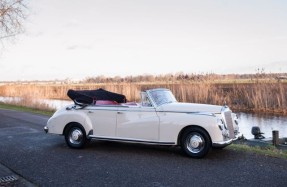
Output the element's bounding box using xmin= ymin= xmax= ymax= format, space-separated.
xmin=186 ymin=134 xmax=205 ymax=153
xmin=69 ymin=129 xmax=83 ymax=144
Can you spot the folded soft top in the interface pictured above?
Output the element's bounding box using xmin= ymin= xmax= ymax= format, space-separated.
xmin=67 ymin=88 xmax=127 ymax=105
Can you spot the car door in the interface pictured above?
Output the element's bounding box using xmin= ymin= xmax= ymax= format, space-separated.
xmin=86 ymin=106 xmax=118 ymax=137
xmin=116 ymin=97 xmax=160 ymax=142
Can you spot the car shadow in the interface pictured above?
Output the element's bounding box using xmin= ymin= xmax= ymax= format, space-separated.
xmin=85 ymin=140 xmax=238 ymax=160
xmin=86 ymin=140 xmax=183 ymax=156
xmin=48 ymin=137 xmax=240 ymax=160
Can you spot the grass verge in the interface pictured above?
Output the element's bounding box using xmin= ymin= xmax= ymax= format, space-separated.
xmin=228 ymin=143 xmax=287 ymax=160
xmin=0 ymin=102 xmax=54 ymax=116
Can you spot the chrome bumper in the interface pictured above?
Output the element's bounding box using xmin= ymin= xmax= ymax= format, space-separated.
xmin=44 ymin=126 xmax=49 ymax=133
xmin=212 ymin=134 xmax=241 ymax=148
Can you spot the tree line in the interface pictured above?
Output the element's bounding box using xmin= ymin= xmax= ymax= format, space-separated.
xmin=82 ymin=72 xmax=287 ymax=84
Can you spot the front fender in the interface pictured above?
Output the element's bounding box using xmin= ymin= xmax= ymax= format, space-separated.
xmin=158 ymin=112 xmax=222 ymax=144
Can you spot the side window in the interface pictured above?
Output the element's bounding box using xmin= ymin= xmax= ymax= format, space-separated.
xmin=141 ymin=92 xmax=152 ymax=107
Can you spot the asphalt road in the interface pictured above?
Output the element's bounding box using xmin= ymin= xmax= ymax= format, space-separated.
xmin=0 ymin=109 xmax=287 ymax=187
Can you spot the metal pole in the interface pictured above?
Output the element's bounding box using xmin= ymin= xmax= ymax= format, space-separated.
xmin=272 ymin=130 xmax=279 ymax=146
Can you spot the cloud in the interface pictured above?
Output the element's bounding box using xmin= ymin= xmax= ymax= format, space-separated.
xmin=231 ymin=61 xmax=287 ymax=74
xmin=66 ymin=44 xmax=93 ymax=50
xmin=65 ymin=19 xmax=80 ymax=28
xmin=25 ymin=31 xmax=44 ymax=37
xmin=262 ymin=61 xmax=287 ymax=73
xmin=66 ymin=45 xmax=79 ymax=50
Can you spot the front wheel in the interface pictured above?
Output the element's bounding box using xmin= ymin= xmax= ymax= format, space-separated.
xmin=65 ymin=124 xmax=87 ymax=149
xmin=180 ymin=127 xmax=211 ymax=158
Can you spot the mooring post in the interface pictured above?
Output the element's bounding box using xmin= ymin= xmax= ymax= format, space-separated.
xmin=272 ymin=130 xmax=279 ymax=146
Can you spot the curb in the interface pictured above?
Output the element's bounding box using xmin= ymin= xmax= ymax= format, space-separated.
xmin=234 ymin=137 xmax=287 ymax=151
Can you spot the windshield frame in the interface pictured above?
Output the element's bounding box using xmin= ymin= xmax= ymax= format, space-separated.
xmin=147 ymin=89 xmax=177 ymax=107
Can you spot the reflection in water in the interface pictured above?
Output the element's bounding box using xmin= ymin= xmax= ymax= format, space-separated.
xmin=237 ymin=112 xmax=287 ymax=139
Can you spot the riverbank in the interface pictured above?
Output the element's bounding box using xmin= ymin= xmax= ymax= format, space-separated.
xmin=231 ymin=138 xmax=287 ymax=159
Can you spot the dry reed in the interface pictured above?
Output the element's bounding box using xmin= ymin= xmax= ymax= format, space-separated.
xmin=2 ymin=94 xmax=56 ymax=112
xmin=0 ymin=82 xmax=286 ymax=114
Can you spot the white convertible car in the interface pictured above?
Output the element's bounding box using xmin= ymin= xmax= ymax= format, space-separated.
xmin=44 ymin=88 xmax=240 ymax=158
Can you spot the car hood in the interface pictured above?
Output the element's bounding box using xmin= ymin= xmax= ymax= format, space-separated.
xmin=158 ymin=102 xmax=224 ymax=114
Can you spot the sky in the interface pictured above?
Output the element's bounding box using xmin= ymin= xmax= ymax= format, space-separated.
xmin=1 ymin=0 xmax=287 ymax=81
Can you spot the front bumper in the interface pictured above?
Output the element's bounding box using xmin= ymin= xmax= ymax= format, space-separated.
xmin=212 ymin=133 xmax=241 ymax=148
xmin=44 ymin=126 xmax=49 ymax=133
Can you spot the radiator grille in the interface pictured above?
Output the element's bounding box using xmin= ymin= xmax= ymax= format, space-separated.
xmin=224 ymin=110 xmax=235 ymax=139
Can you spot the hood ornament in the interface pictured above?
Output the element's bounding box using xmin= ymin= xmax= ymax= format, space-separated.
xmin=223 ymin=100 xmax=227 ymax=107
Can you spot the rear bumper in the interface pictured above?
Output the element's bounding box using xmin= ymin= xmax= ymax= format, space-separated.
xmin=44 ymin=126 xmax=49 ymax=133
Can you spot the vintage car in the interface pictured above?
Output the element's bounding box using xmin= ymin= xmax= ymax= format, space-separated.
xmin=44 ymin=88 xmax=240 ymax=158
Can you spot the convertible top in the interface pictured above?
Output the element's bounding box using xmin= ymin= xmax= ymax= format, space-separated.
xmin=67 ymin=88 xmax=127 ymax=105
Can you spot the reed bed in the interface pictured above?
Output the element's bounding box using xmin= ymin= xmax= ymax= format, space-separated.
xmin=0 ymin=94 xmax=56 ymax=112
xmin=0 ymin=82 xmax=286 ymax=114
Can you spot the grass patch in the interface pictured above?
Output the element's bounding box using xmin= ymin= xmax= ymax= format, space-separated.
xmin=0 ymin=102 xmax=54 ymax=116
xmin=228 ymin=143 xmax=287 ymax=159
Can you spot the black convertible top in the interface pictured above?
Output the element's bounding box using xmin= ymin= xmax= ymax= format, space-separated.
xmin=67 ymin=88 xmax=126 ymax=105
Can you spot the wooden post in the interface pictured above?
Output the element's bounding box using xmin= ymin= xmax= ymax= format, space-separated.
xmin=272 ymin=130 xmax=279 ymax=146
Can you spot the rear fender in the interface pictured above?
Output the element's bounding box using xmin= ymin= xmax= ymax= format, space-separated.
xmin=47 ymin=110 xmax=93 ymax=136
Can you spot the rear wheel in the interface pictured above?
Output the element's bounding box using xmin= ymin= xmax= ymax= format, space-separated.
xmin=180 ymin=127 xmax=211 ymax=158
xmin=65 ymin=124 xmax=87 ymax=149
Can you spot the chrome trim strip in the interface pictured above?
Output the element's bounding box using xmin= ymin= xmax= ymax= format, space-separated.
xmin=84 ymin=108 xmax=118 ymax=111
xmin=71 ymin=106 xmax=219 ymax=116
xmin=157 ymin=111 xmax=216 ymax=116
xmin=87 ymin=135 xmax=175 ymax=145
xmin=83 ymin=109 xmax=157 ymax=112
xmin=72 ymin=107 xmax=218 ymax=115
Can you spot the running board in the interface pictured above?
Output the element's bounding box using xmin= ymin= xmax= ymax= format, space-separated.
xmin=87 ymin=135 xmax=175 ymax=145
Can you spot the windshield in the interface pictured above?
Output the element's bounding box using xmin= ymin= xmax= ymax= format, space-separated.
xmin=150 ymin=90 xmax=177 ymax=106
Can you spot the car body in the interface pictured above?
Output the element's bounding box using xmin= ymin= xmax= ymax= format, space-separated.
xmin=45 ymin=88 xmax=240 ymax=158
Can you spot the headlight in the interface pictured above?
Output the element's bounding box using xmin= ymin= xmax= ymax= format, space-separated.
xmin=217 ymin=118 xmax=230 ymax=139
xmin=232 ymin=113 xmax=239 ymax=125
xmin=217 ymin=118 xmax=225 ymax=131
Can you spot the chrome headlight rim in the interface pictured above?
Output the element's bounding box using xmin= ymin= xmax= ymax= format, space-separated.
xmin=217 ymin=118 xmax=225 ymax=130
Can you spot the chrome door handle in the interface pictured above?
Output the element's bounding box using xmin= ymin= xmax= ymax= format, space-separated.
xmin=88 ymin=111 xmax=93 ymax=113
xmin=117 ymin=112 xmax=123 ymax=114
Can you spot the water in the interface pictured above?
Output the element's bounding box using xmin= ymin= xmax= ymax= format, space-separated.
xmin=237 ymin=112 xmax=287 ymax=139
xmin=0 ymin=96 xmax=286 ymax=139
xmin=41 ymin=98 xmax=73 ymax=109
xmin=0 ymin=96 xmax=72 ymax=110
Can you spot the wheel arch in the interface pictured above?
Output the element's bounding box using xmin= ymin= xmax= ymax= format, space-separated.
xmin=177 ymin=125 xmax=212 ymax=146
xmin=61 ymin=112 xmax=93 ymax=136
xmin=63 ymin=122 xmax=83 ymax=135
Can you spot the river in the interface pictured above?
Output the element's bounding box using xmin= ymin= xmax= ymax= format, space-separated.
xmin=0 ymin=96 xmax=286 ymax=139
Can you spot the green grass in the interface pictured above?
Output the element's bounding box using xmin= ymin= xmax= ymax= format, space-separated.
xmin=228 ymin=144 xmax=287 ymax=159
xmin=0 ymin=102 xmax=54 ymax=116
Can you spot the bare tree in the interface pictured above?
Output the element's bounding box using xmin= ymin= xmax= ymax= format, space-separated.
xmin=0 ymin=0 xmax=26 ymax=40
